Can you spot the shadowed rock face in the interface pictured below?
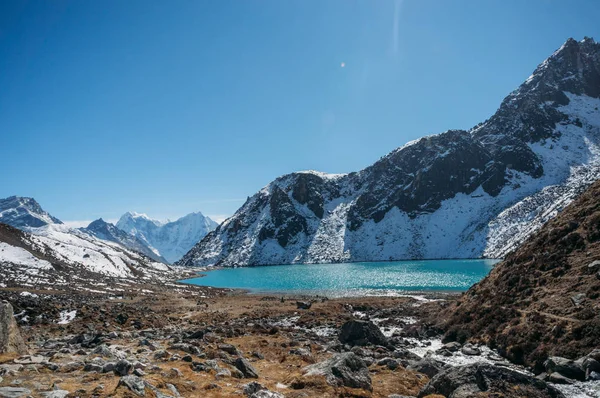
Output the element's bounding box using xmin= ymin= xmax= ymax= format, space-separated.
xmin=0 ymin=301 xmax=27 ymax=355
xmin=179 ymin=38 xmax=600 ymax=267
xmin=417 ymin=363 xmax=565 ymax=398
xmin=439 ymin=180 xmax=600 ymax=371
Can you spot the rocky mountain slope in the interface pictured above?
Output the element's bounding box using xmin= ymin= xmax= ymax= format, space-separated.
xmin=116 ymin=211 xmax=218 ymax=263
xmin=80 ymin=218 xmax=168 ymax=263
xmin=0 ymin=196 xmax=62 ymax=228
xmin=0 ymin=222 xmax=172 ymax=291
xmin=179 ymin=37 xmax=600 ymax=267
xmin=0 ymin=196 xmax=173 ymax=282
xmin=438 ymin=179 xmax=600 ymax=372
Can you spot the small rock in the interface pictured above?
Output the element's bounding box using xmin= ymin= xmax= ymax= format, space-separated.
xmin=218 ymin=343 xmax=240 ymax=356
xmin=41 ymin=391 xmax=69 ymax=398
xmin=243 ymin=382 xmax=265 ymax=396
xmin=571 ymin=293 xmax=586 ymax=307
xmin=461 ymin=344 xmax=481 ymax=356
xmin=133 ymin=368 xmax=146 ymax=377
xmin=296 ymin=301 xmax=312 ymax=310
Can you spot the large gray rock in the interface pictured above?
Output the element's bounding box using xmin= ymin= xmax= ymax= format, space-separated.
xmin=407 ymin=357 xmax=446 ymax=378
xmin=235 ymin=357 xmax=259 ymax=378
xmin=544 ymin=356 xmax=586 ymax=381
xmin=418 ymin=362 xmax=565 ymax=398
xmin=117 ymin=375 xmax=146 ymax=396
xmin=0 ymin=302 xmax=27 ymax=355
xmin=304 ymin=352 xmax=372 ymax=391
xmin=0 ymin=388 xmax=31 ymax=398
xmin=339 ymin=319 xmax=389 ymax=347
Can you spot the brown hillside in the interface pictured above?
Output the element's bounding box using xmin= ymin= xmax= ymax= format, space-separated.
xmin=439 ymin=179 xmax=600 ymax=372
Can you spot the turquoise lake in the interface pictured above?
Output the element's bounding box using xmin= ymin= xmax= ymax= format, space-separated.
xmin=182 ymin=259 xmax=500 ymax=296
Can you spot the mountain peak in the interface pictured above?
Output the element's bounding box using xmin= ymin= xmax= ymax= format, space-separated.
xmin=0 ymin=196 xmax=63 ymax=229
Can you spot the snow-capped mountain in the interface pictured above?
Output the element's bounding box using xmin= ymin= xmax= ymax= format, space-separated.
xmin=0 ymin=222 xmax=171 ymax=290
xmin=0 ymin=196 xmax=63 ymax=228
xmin=178 ymin=37 xmax=600 ymax=267
xmin=116 ymin=211 xmax=218 ymax=263
xmin=0 ymin=196 xmax=171 ymax=279
xmin=80 ymin=218 xmax=168 ymax=263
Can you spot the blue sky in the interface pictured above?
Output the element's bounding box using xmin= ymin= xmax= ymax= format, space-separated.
xmin=1 ymin=0 xmax=599 ymax=225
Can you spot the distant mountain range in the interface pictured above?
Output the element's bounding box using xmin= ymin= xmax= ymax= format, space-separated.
xmin=116 ymin=211 xmax=218 ymax=263
xmin=0 ymin=196 xmax=217 ymax=275
xmin=178 ymin=37 xmax=600 ymax=267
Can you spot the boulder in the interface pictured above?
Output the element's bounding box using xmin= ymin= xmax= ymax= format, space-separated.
xmin=117 ymin=375 xmax=146 ymax=396
xmin=544 ymin=356 xmax=586 ymax=381
xmin=114 ymin=359 xmax=133 ymax=376
xmin=339 ymin=319 xmax=389 ymax=347
xmin=235 ymin=357 xmax=259 ymax=378
xmin=407 ymin=357 xmax=446 ymax=378
xmin=0 ymin=388 xmax=31 ymax=398
xmin=303 ymin=352 xmax=372 ymax=391
xmin=460 ymin=343 xmax=481 ymax=356
xmin=0 ymin=302 xmax=27 ymax=355
xmin=418 ymin=362 xmax=565 ymax=398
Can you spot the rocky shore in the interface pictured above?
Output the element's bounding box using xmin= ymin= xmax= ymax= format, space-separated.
xmin=0 ymin=284 xmax=598 ymax=398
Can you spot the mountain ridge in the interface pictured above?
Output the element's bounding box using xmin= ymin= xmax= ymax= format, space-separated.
xmin=116 ymin=210 xmax=218 ymax=263
xmin=178 ymin=37 xmax=600 ymax=268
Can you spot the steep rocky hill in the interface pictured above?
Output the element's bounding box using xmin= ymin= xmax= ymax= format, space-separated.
xmin=439 ymin=179 xmax=600 ymax=371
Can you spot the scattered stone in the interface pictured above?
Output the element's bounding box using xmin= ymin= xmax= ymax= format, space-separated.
xmin=460 ymin=343 xmax=481 ymax=356
xmin=418 ymin=362 xmax=565 ymax=398
xmin=407 ymin=357 xmax=446 ymax=378
xmin=41 ymin=390 xmax=70 ymax=398
xmin=250 ymin=391 xmax=284 ymax=398
xmin=0 ymin=302 xmax=27 ymax=355
xmin=571 ymin=293 xmax=586 ymax=307
xmin=133 ymin=368 xmax=146 ymax=377
xmin=215 ymin=368 xmax=231 ymax=379
xmin=338 ymin=319 xmax=389 ymax=347
xmin=442 ymin=341 xmax=461 ymax=352
xmin=296 ymin=301 xmax=312 ymax=310
xmin=304 ymin=352 xmax=372 ymax=391
xmin=153 ymin=350 xmax=170 ymax=360
xmin=587 ymin=260 xmax=600 ymax=268
xmin=235 ymin=357 xmax=259 ymax=378
xmin=114 ymin=359 xmax=133 ymax=376
xmin=117 ymin=375 xmax=146 ymax=396
xmin=218 ymin=343 xmax=240 ymax=356
xmin=0 ymin=387 xmax=31 ymax=398
xmin=243 ymin=381 xmax=265 ymax=396
xmin=92 ymin=345 xmax=114 ymax=358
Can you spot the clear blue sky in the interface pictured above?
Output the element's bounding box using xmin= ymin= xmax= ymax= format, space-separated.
xmin=1 ymin=0 xmax=599 ymax=225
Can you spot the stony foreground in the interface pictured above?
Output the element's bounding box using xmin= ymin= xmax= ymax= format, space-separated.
xmin=0 ymin=285 xmax=598 ymax=398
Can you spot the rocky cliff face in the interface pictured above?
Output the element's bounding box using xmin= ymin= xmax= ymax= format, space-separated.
xmin=438 ymin=179 xmax=600 ymax=371
xmin=179 ymin=37 xmax=600 ymax=268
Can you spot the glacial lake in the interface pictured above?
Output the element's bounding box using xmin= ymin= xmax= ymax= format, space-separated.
xmin=182 ymin=259 xmax=500 ymax=297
